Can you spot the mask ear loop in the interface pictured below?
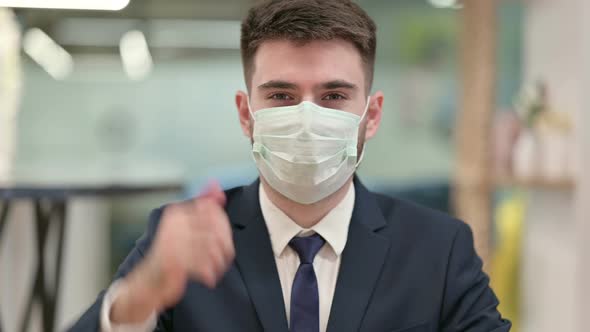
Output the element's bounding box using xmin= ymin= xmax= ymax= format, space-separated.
xmin=354 ymin=145 xmax=366 ymax=168
xmin=355 ymin=96 xmax=371 ymax=168
xmin=246 ymin=96 xmax=256 ymax=120
xmin=245 ymin=96 xmax=259 ymax=142
xmin=358 ymin=96 xmax=371 ymax=123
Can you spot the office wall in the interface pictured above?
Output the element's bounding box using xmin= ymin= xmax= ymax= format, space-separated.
xmin=16 ymin=54 xmax=455 ymax=184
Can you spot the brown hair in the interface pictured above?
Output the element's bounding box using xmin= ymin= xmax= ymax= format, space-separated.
xmin=241 ymin=0 xmax=377 ymax=91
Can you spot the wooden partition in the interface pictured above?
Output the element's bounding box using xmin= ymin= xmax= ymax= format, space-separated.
xmin=454 ymin=0 xmax=497 ymax=266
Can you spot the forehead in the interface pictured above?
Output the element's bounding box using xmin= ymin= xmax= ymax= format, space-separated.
xmin=251 ymin=39 xmax=366 ymax=89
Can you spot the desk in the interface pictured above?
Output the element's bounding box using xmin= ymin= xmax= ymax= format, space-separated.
xmin=0 ymin=174 xmax=183 ymax=332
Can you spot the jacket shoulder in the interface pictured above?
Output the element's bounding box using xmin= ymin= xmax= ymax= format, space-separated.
xmin=372 ymin=192 xmax=467 ymax=239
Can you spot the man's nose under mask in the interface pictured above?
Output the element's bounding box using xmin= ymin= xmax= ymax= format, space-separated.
xmin=248 ymin=98 xmax=369 ymax=204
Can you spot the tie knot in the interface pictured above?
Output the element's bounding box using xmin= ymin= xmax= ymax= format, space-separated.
xmin=289 ymin=233 xmax=325 ymax=264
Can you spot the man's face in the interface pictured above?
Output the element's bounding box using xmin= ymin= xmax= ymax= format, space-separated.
xmin=236 ymin=39 xmax=383 ymax=147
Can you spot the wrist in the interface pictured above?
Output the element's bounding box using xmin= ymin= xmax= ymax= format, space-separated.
xmin=110 ymin=270 xmax=159 ymax=324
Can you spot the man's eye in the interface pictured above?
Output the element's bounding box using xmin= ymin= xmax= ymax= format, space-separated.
xmin=323 ymin=93 xmax=346 ymax=101
xmin=269 ymin=93 xmax=293 ymax=100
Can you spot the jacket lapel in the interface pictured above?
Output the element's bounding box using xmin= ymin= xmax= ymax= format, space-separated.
xmin=326 ymin=177 xmax=392 ymax=332
xmin=228 ymin=180 xmax=289 ymax=332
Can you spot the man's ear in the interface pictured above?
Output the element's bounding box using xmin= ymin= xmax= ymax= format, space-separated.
xmin=235 ymin=90 xmax=252 ymax=138
xmin=364 ymin=90 xmax=384 ymax=141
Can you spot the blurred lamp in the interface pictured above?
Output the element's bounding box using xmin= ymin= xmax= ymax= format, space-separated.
xmin=120 ymin=30 xmax=152 ymax=80
xmin=0 ymin=0 xmax=129 ymax=10
xmin=428 ymin=0 xmax=462 ymax=9
xmin=23 ymin=28 xmax=73 ymax=80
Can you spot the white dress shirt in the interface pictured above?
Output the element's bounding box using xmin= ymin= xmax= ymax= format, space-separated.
xmin=101 ymin=182 xmax=355 ymax=332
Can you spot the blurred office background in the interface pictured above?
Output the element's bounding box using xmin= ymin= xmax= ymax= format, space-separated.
xmin=0 ymin=0 xmax=589 ymax=331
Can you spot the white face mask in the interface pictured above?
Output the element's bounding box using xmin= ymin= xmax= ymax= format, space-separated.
xmin=249 ymin=98 xmax=369 ymax=204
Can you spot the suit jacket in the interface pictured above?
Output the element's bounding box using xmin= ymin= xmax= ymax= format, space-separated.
xmin=70 ymin=177 xmax=511 ymax=332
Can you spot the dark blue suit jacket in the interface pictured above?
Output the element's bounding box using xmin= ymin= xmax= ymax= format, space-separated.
xmin=70 ymin=177 xmax=510 ymax=331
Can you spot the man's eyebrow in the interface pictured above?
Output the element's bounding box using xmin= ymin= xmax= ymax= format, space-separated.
xmin=258 ymin=80 xmax=298 ymax=90
xmin=320 ymin=80 xmax=358 ymax=90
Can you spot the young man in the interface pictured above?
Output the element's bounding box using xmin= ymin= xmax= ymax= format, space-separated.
xmin=71 ymin=1 xmax=510 ymax=331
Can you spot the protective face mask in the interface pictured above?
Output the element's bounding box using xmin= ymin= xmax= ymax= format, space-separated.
xmin=249 ymin=98 xmax=369 ymax=204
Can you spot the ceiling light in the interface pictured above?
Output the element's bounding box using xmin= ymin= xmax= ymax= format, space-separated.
xmin=120 ymin=30 xmax=153 ymax=80
xmin=428 ymin=0 xmax=462 ymax=9
xmin=23 ymin=28 xmax=73 ymax=80
xmin=0 ymin=0 xmax=130 ymax=11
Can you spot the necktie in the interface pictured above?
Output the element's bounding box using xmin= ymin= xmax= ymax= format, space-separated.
xmin=289 ymin=233 xmax=326 ymax=332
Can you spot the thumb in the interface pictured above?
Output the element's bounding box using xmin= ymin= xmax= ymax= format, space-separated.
xmin=199 ymin=180 xmax=226 ymax=206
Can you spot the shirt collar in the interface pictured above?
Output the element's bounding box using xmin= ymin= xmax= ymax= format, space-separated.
xmin=259 ymin=182 xmax=355 ymax=258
